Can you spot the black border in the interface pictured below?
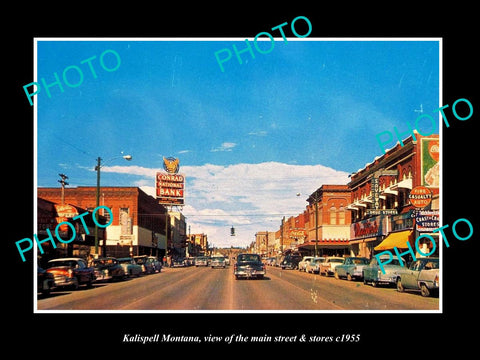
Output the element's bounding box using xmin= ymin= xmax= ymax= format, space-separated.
xmin=8 ymin=4 xmax=477 ymax=353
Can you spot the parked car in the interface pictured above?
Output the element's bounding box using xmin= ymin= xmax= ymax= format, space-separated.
xmin=183 ymin=258 xmax=194 ymax=266
xmin=92 ymin=257 xmax=126 ymax=282
xmin=280 ymin=254 xmax=303 ymax=270
xmin=134 ymin=255 xmax=155 ymax=274
xmin=305 ymin=257 xmax=325 ymax=274
xmin=118 ymin=257 xmax=143 ymax=277
xmin=334 ymin=257 xmax=369 ymax=281
xmin=147 ymin=256 xmax=162 ymax=272
xmin=195 ymin=256 xmax=209 ymax=267
xmin=211 ymin=256 xmax=226 ymax=268
xmin=298 ymin=256 xmax=314 ymax=272
xmin=396 ymin=257 xmax=439 ymax=297
xmin=234 ymin=253 xmax=266 ymax=280
xmin=37 ymin=266 xmax=55 ymax=296
xmin=363 ymin=255 xmax=405 ymax=287
xmin=319 ymin=257 xmax=345 ymax=276
xmin=172 ymin=258 xmax=185 ymax=267
xmin=46 ymin=257 xmax=95 ymax=290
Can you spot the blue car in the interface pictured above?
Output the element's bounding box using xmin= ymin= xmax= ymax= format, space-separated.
xmin=363 ymin=255 xmax=405 ymax=287
xmin=334 ymin=257 xmax=369 ymax=281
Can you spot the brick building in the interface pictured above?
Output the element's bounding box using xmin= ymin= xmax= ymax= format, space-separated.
xmin=346 ymin=132 xmax=440 ymax=259
xmin=37 ymin=186 xmax=171 ymax=259
xmin=298 ymin=184 xmax=351 ymax=256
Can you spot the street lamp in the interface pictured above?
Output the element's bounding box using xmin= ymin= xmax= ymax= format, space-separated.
xmin=94 ymin=154 xmax=132 ymax=256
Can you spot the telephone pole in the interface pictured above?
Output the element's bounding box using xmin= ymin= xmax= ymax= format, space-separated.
xmin=58 ymin=173 xmax=69 ymax=205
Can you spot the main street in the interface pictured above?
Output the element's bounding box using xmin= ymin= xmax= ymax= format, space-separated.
xmin=37 ymin=265 xmax=439 ymax=311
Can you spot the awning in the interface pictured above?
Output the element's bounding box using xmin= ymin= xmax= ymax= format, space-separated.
xmin=374 ymin=230 xmax=413 ymax=251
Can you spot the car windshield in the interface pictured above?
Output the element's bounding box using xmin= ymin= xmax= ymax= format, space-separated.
xmin=330 ymin=258 xmax=344 ymax=263
xmin=238 ymin=254 xmax=260 ymax=262
xmin=118 ymin=259 xmax=133 ymax=264
xmin=48 ymin=260 xmax=80 ymax=268
xmin=94 ymin=259 xmax=116 ymax=266
xmin=390 ymin=259 xmax=402 ymax=266
xmin=213 ymin=257 xmax=225 ymax=261
xmin=352 ymin=258 xmax=369 ymax=265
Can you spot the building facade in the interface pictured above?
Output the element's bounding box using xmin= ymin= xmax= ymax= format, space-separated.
xmin=298 ymin=185 xmax=351 ymax=256
xmin=346 ymin=132 xmax=440 ymax=259
xmin=38 ymin=186 xmax=170 ymax=259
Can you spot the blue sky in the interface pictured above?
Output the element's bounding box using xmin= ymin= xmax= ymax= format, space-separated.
xmin=36 ymin=39 xmax=440 ymax=247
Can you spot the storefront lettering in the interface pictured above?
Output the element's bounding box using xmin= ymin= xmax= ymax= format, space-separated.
xmin=15 ymin=205 xmax=113 ymax=262
xmin=354 ymin=220 xmax=379 ymax=238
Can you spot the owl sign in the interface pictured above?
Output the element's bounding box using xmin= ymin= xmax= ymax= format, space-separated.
xmin=163 ymin=157 xmax=180 ymax=174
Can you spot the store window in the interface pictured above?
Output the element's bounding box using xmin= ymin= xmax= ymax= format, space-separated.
xmin=330 ymin=206 xmax=336 ymax=225
xmin=338 ymin=206 xmax=345 ymax=225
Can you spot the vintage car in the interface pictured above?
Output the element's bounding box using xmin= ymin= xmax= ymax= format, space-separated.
xmin=92 ymin=257 xmax=126 ymax=282
xmin=234 ymin=253 xmax=266 ymax=280
xmin=211 ymin=256 xmax=226 ymax=268
xmin=280 ymin=254 xmax=303 ymax=270
xmin=118 ymin=257 xmax=143 ymax=277
xmin=305 ymin=257 xmax=325 ymax=274
xmin=319 ymin=257 xmax=345 ymax=276
xmin=134 ymin=255 xmax=155 ymax=274
xmin=37 ymin=266 xmax=55 ymax=296
xmin=298 ymin=256 xmax=314 ymax=272
xmin=334 ymin=257 xmax=369 ymax=281
xmin=363 ymin=255 xmax=405 ymax=287
xmin=147 ymin=256 xmax=162 ymax=272
xmin=396 ymin=257 xmax=439 ymax=297
xmin=195 ymin=256 xmax=209 ymax=267
xmin=46 ymin=257 xmax=95 ymax=290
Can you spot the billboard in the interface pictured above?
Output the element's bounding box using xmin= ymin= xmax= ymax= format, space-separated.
xmin=421 ymin=138 xmax=439 ymax=188
xmin=156 ymin=172 xmax=185 ymax=206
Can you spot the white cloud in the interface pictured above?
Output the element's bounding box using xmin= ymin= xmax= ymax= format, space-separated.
xmin=210 ymin=142 xmax=237 ymax=152
xmin=102 ymin=162 xmax=350 ymax=248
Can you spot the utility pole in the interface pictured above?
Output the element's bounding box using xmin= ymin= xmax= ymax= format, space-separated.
xmin=58 ymin=174 xmax=69 ymax=205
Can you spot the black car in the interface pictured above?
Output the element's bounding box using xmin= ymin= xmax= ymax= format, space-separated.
xmin=92 ymin=257 xmax=126 ymax=282
xmin=281 ymin=254 xmax=303 ymax=270
xmin=234 ymin=253 xmax=266 ymax=280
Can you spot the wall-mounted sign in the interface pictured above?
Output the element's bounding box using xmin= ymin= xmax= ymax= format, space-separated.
xmin=351 ymin=217 xmax=385 ymax=239
xmin=409 ymin=186 xmax=432 ymax=208
xmin=421 ymin=138 xmax=439 ymax=188
xmin=415 ymin=210 xmax=439 ymax=232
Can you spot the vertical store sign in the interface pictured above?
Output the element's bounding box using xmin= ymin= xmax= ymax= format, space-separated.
xmin=156 ymin=157 xmax=185 ymax=206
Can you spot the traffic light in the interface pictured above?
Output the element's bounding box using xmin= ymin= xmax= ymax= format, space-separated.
xmin=230 ymin=226 xmax=235 ymax=236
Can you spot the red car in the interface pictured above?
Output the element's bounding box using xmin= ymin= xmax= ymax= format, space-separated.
xmin=46 ymin=257 xmax=96 ymax=290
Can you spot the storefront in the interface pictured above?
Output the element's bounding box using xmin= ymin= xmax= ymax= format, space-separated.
xmin=37 ymin=198 xmax=106 ymax=268
xmin=349 ymin=215 xmax=388 ymax=258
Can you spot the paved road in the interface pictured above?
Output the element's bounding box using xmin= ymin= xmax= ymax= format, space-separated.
xmin=37 ymin=265 xmax=439 ymax=311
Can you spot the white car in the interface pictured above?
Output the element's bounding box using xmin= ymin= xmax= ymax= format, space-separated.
xmin=298 ymin=256 xmax=314 ymax=272
xmin=305 ymin=257 xmax=325 ymax=274
xmin=320 ymin=257 xmax=345 ymax=276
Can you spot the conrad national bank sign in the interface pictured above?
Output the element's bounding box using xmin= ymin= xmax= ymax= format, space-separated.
xmin=156 ymin=157 xmax=185 ymax=206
